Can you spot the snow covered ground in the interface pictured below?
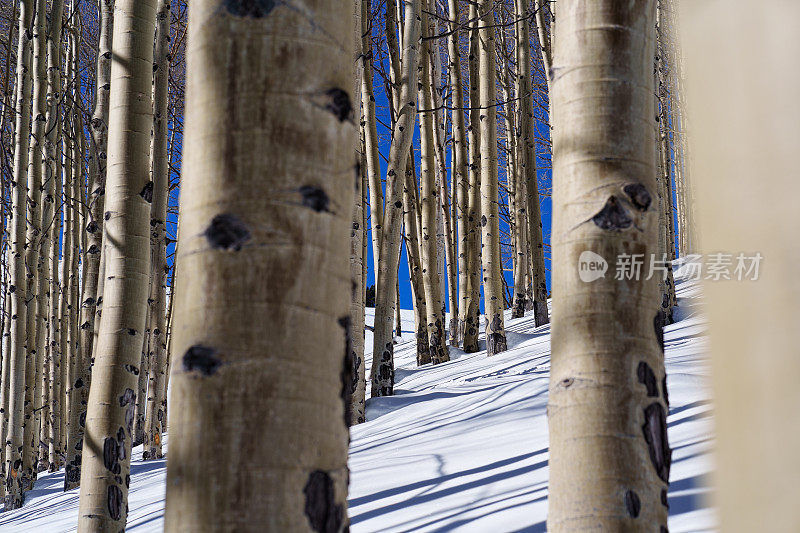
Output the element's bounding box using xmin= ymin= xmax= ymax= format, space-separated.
xmin=0 ymin=264 xmax=715 ymax=532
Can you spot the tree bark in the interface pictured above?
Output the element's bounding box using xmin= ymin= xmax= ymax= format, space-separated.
xmin=477 ymin=0 xmax=507 ymax=356
xmin=518 ymin=0 xmax=549 ymax=326
xmin=76 ymin=0 xmax=156 ymax=529
xmin=142 ymin=0 xmax=170 ymax=459
xmin=461 ymin=2 xmax=482 ymax=354
xmin=4 ymin=0 xmax=34 ymax=510
xmin=164 ymin=0 xmax=355 ymax=530
xmin=371 ymin=0 xmax=422 ymax=397
xmin=548 ymin=2 xmax=669 ymax=530
xmin=418 ymin=0 xmax=449 ymax=365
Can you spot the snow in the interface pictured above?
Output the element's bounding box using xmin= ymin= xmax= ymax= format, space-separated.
xmin=0 ymin=263 xmax=715 ymax=532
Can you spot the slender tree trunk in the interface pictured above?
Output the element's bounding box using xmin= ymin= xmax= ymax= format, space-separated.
xmin=403 ymin=156 xmax=430 ymax=366
xmin=58 ymin=104 xmax=73 ymax=478
xmin=448 ymin=0 xmax=468 ymax=347
xmin=371 ymin=0 xmax=422 ymax=397
xmin=361 ymin=0 xmax=383 ymax=283
xmin=142 ymin=0 xmax=170 ymax=459
xmin=534 ymin=0 xmax=552 ymax=84
xmin=164 ymin=0 xmax=354 ymax=529
xmin=477 ymin=0 xmax=507 ymax=355
xmin=21 ymin=0 xmax=47 ymax=488
xmin=4 ymin=0 xmax=34 ymax=510
xmin=76 ymin=0 xmax=156 ymax=529
xmin=65 ymin=0 xmax=113 ymax=491
xmin=418 ymin=0 xmax=449 ymax=365
xmin=548 ymin=2 xmax=669 ymax=530
xmin=518 ymin=0 xmax=549 ymax=326
xmin=461 ymin=2 xmax=481 ymax=354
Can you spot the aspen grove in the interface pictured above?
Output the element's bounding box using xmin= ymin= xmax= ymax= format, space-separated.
xmin=0 ymin=0 xmax=796 ymax=531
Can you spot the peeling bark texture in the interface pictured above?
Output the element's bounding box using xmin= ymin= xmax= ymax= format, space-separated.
xmin=77 ymin=0 xmax=156 ymax=529
xmin=548 ymin=1 xmax=669 ymax=531
xmin=164 ymin=0 xmax=354 ymax=530
xmin=4 ymin=0 xmax=34 ymax=511
xmin=371 ymin=0 xmax=421 ymax=397
xmin=477 ymin=0 xmax=507 ymax=356
xmin=461 ymin=3 xmax=481 ymax=354
xmin=684 ymin=2 xmax=800 ymax=530
xmin=143 ymin=0 xmax=171 ymax=460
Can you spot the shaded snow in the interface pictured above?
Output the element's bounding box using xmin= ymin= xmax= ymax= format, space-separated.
xmin=0 ymin=264 xmax=715 ymax=532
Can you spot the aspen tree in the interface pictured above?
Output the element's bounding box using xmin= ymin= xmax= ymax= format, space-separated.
xmin=447 ymin=0 xmax=469 ymax=346
xmin=58 ymin=107 xmax=73 ymax=474
xmin=372 ymin=0 xmax=422 ymax=397
xmin=348 ymin=0 xmax=366 ymax=427
xmin=534 ymin=0 xmax=552 ymax=83
xmin=42 ymin=0 xmax=65 ymax=473
xmin=403 ymin=158 xmax=431 ymax=366
xmin=165 ymin=0 xmax=354 ymax=530
xmin=76 ymin=0 xmax=156 ymax=529
xmin=460 ymin=3 xmax=482 ymax=354
xmin=21 ymin=0 xmax=47 ymax=485
xmin=683 ymin=1 xmax=800 ymax=529
xmin=655 ymin=7 xmax=676 ymax=316
xmin=65 ymin=0 xmax=114 ymax=490
xmin=418 ymin=0 xmax=449 ymax=365
xmin=548 ymin=2 xmax=669 ymax=530
xmin=35 ymin=0 xmax=65 ymax=474
xmin=362 ymin=0 xmax=383 ymax=280
xmin=47 ymin=173 xmax=62 ymax=472
xmin=63 ymin=21 xmax=85 ymax=488
xmin=143 ymin=0 xmax=170 ymax=458
xmin=516 ymin=0 xmax=549 ymax=325
xmin=477 ymin=0 xmax=507 ymax=355
xmin=4 ymin=0 xmax=34 ymax=510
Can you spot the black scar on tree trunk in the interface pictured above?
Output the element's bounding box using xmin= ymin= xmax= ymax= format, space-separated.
xmin=338 ymin=316 xmax=353 ymax=427
xmin=642 ymin=402 xmax=672 ymax=483
xmin=637 ymin=361 xmax=659 ymax=397
xmin=624 ymin=489 xmax=641 ymax=518
xmin=303 ymin=470 xmax=345 ymax=533
xmin=592 ymin=195 xmax=632 ymax=231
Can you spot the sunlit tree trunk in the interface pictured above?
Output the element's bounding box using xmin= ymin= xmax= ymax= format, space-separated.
xmin=447 ymin=0 xmax=469 ymax=346
xmin=165 ymin=0 xmax=354 ymax=529
xmin=4 ymin=0 xmax=34 ymax=510
xmin=517 ymin=0 xmax=549 ymax=325
xmin=477 ymin=0 xmax=507 ymax=355
xmin=142 ymin=0 xmax=170 ymax=458
xmin=76 ymin=0 xmax=156 ymax=528
xmin=418 ymin=0 xmax=449 ymax=365
xmin=548 ymin=2 xmax=669 ymax=530
xmin=65 ymin=0 xmax=113 ymax=491
xmin=36 ymin=0 xmax=65 ymax=475
xmin=461 ymin=2 xmax=481 ymax=354
xmin=371 ymin=0 xmax=422 ymax=397
xmin=21 ymin=0 xmax=47 ymax=487
xmin=403 ymin=156 xmax=431 ymax=366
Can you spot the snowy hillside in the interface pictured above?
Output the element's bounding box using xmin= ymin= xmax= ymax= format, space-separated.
xmin=0 ymin=264 xmax=715 ymax=532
